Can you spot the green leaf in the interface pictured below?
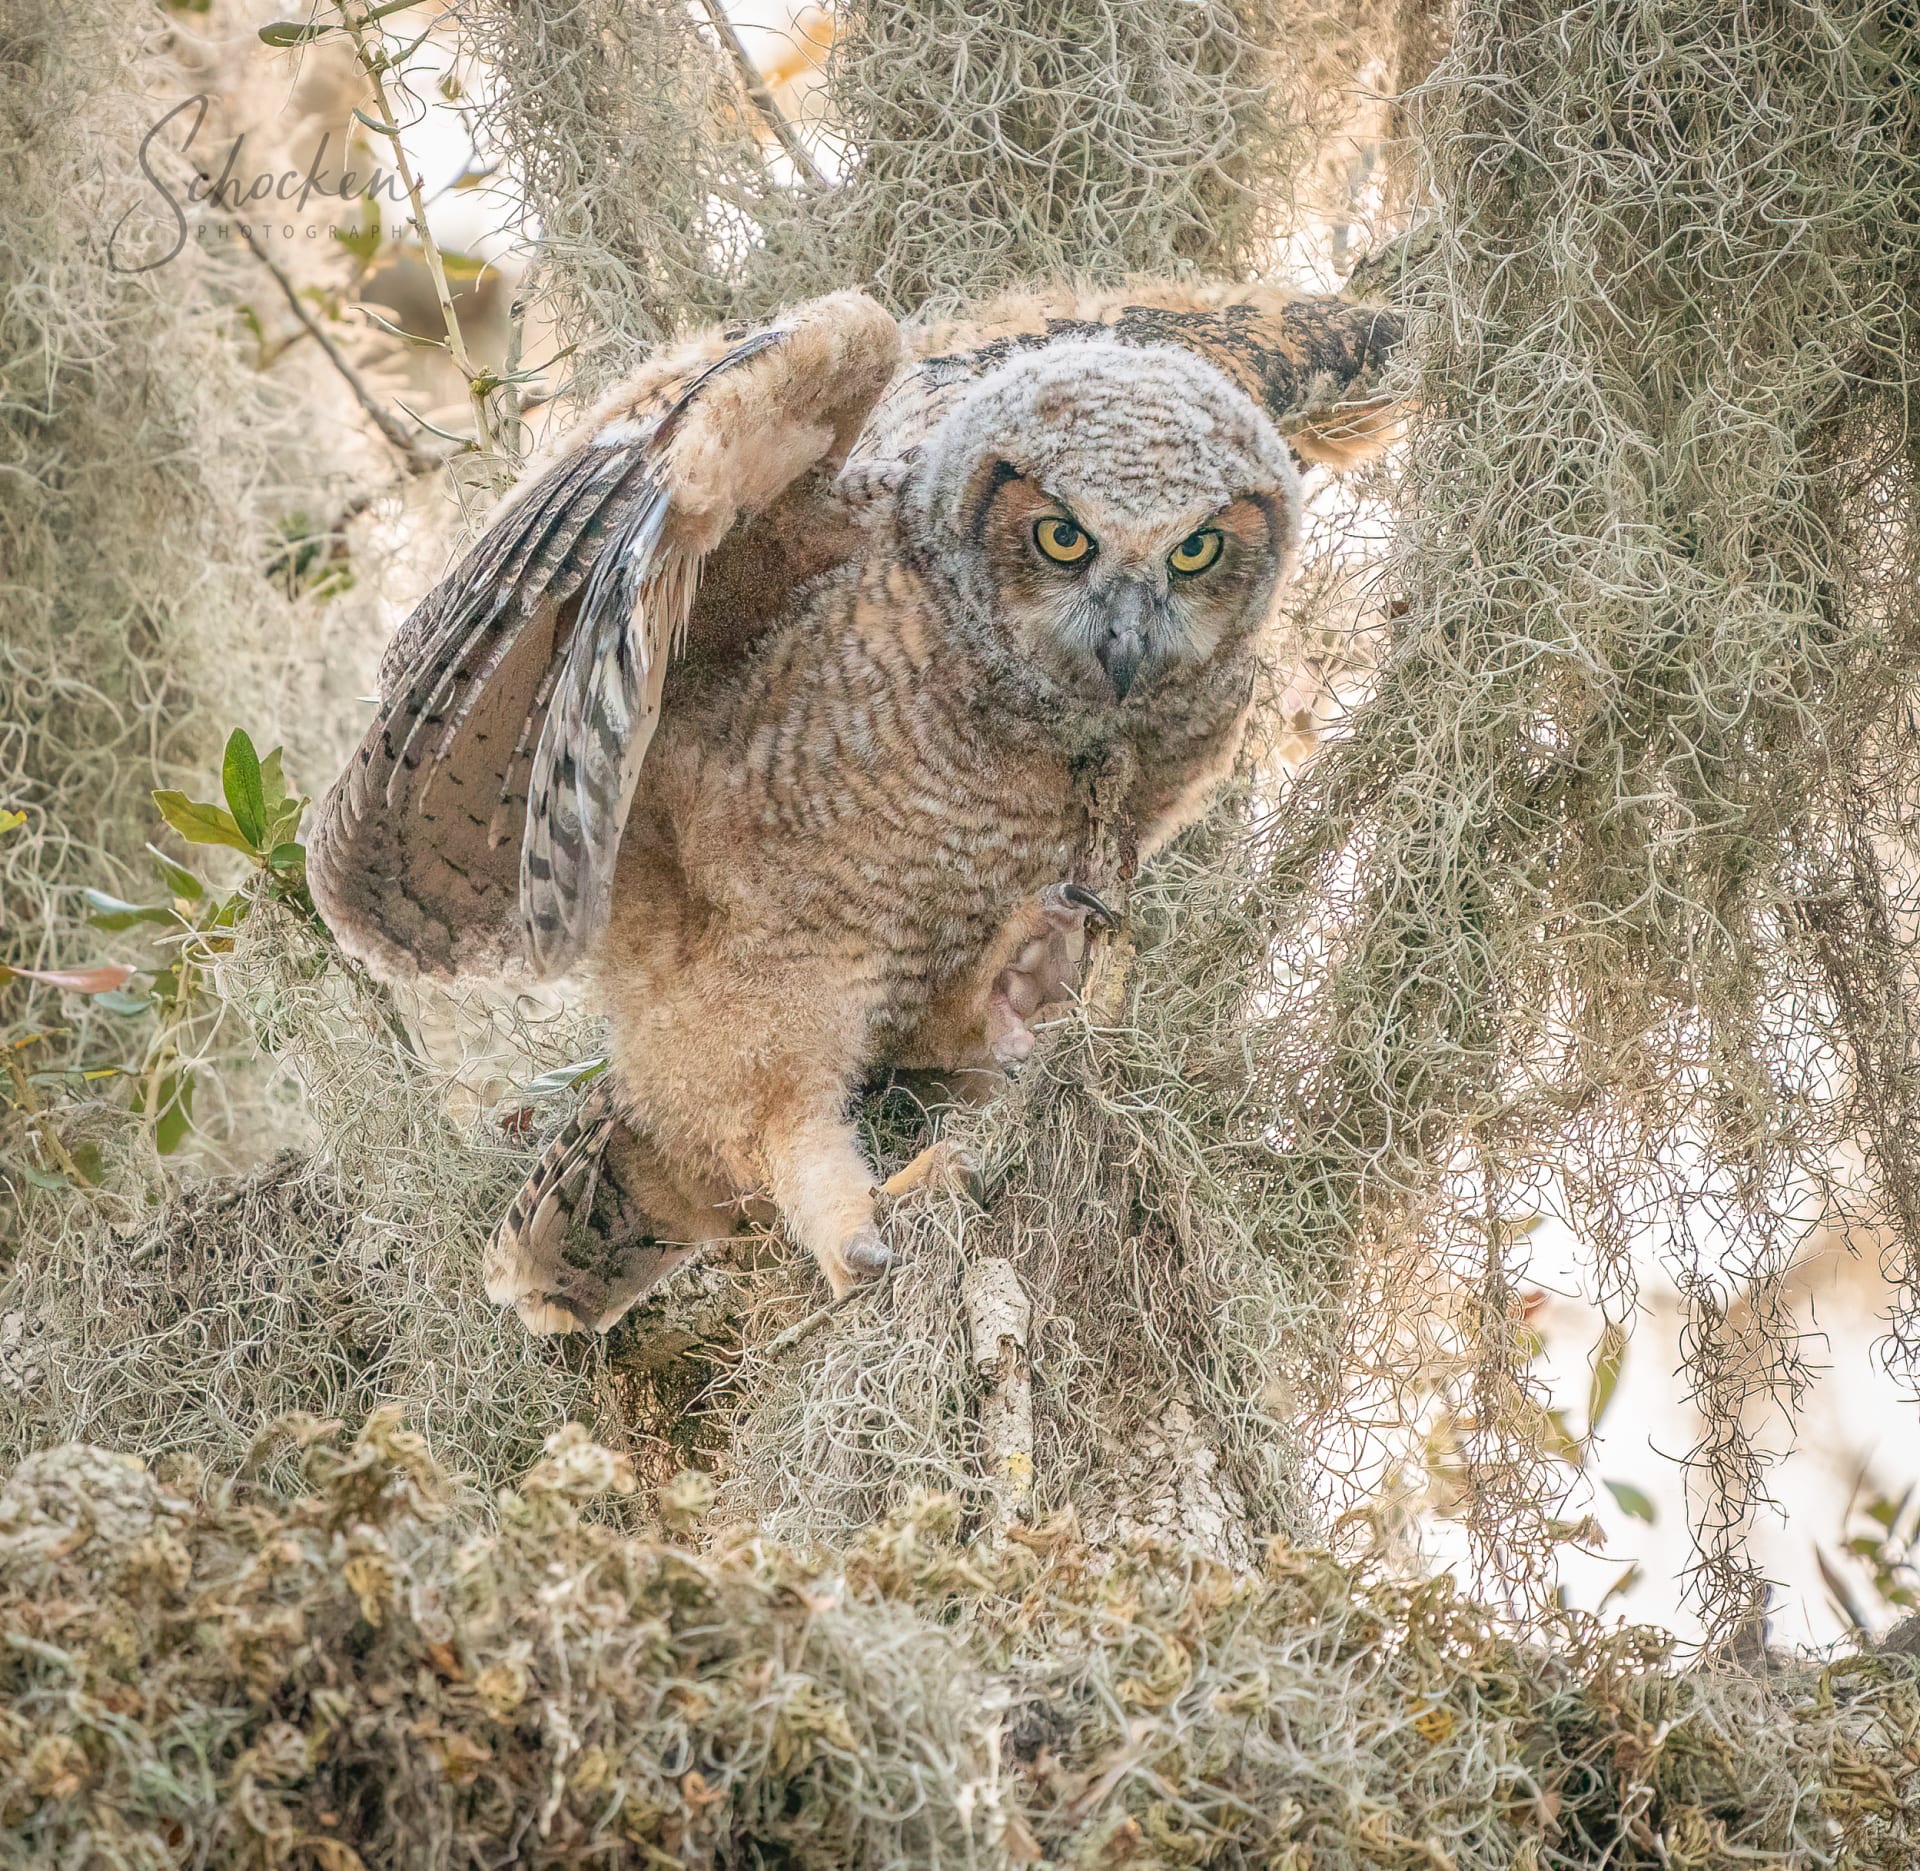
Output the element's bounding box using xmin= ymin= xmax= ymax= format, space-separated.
xmin=1586 ymin=1321 xmax=1628 ymax=1439
xmin=222 ymin=729 xmax=269 ymax=850
xmin=0 ymin=807 xmax=25 ymax=836
xmin=1597 ymin=1562 xmax=1642 ymax=1613
xmin=82 ymin=889 xmax=174 ymax=932
xmin=259 ymin=18 xmax=334 ymax=47
xmin=433 ymin=247 xmax=489 ymax=282
xmin=517 ymin=1056 xmax=610 ymax=1099
xmin=95 ymin=988 xmax=155 ymax=1018
xmin=268 ymin=842 xmax=307 ymax=874
xmin=265 ymin=800 xmax=308 ymax=850
xmin=1539 ymin=1407 xmax=1584 ymax=1467
xmin=146 ymin=843 xmax=206 ymax=901
xmin=157 ymin=1075 xmax=194 ymax=1154
xmin=259 ymin=745 xmax=288 ymax=809
xmin=131 ymin=1069 xmax=195 ymax=1155
xmin=333 ymin=216 xmax=385 ymax=267
xmin=353 ymin=105 xmax=404 ymax=137
xmin=1604 ymin=1479 xmax=1657 ymax=1525
xmin=153 ymin=791 xmax=252 ymax=854
xmin=21 ymin=1164 xmax=68 ymax=1191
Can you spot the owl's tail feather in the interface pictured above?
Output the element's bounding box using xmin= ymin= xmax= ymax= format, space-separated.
xmin=485 ymin=1085 xmax=698 ymax=1334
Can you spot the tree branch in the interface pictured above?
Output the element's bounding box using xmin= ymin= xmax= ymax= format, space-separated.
xmin=230 ymin=214 xmax=448 ymax=476
xmin=335 ymin=2 xmax=510 ymax=473
xmin=695 ymin=1 xmax=831 ymax=192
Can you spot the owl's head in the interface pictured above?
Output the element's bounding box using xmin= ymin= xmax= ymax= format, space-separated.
xmin=904 ymin=341 xmax=1301 ymax=715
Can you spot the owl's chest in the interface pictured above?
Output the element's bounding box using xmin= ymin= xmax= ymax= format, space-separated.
xmin=681 ymin=584 xmax=1084 ymax=959
xmin=740 ymin=681 xmax=1081 ymax=943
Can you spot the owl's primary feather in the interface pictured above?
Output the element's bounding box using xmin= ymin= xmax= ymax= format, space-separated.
xmin=312 ymin=294 xmax=901 ymax=979
xmin=310 ymin=281 xmax=1400 ymax=1330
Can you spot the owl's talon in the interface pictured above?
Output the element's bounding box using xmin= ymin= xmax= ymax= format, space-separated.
xmin=989 ymin=1021 xmax=1038 ymax=1068
xmin=880 ymin=1138 xmax=981 ymax=1205
xmin=841 ymin=1226 xmax=892 ymax=1279
xmin=982 ymin=879 xmax=1109 ymax=1066
xmin=818 ymin=1224 xmax=892 ymax=1299
xmin=1059 ymin=882 xmax=1116 ymax=928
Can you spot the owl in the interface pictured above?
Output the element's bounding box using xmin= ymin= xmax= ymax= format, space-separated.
xmin=309 ymin=282 xmax=1398 ymax=1332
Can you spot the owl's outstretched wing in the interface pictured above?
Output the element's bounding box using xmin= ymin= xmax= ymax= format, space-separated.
xmin=310 ymin=291 xmax=902 ymax=982
xmin=865 ymin=281 xmax=1402 ymax=468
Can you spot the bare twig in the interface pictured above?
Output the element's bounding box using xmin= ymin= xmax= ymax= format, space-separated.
xmin=964 ymin=1257 xmax=1034 ymax=1531
xmin=4 ymin=1046 xmax=91 ymax=1186
xmin=335 ymin=2 xmax=509 ymax=470
xmin=229 ymin=215 xmax=448 ymax=475
xmin=758 ymin=1286 xmax=869 ymax=1359
xmin=695 ymin=0 xmax=830 ymax=191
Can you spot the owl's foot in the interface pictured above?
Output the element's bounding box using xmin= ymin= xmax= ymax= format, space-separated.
xmin=809 ymin=1143 xmax=983 ymax=1298
xmin=879 ymin=1137 xmax=982 ymax=1204
xmin=813 ymin=1222 xmax=891 ymax=1298
xmin=987 ymin=881 xmax=1115 ymax=1067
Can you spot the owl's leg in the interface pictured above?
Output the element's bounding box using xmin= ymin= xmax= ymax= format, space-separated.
xmin=983 ymin=882 xmax=1113 ymax=1066
xmin=602 ymin=928 xmax=895 ymax=1300
xmin=760 ymin=1106 xmax=896 ymax=1298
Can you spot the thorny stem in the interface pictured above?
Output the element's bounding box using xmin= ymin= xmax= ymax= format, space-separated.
xmin=334 ymin=1 xmax=509 ymax=473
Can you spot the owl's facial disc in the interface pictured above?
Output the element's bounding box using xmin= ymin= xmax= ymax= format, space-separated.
xmin=906 ymin=340 xmax=1302 ymax=717
xmin=981 ymin=472 xmax=1287 ymax=705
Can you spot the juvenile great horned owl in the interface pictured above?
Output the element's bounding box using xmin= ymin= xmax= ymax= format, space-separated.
xmin=310 ymin=283 xmax=1398 ymax=1331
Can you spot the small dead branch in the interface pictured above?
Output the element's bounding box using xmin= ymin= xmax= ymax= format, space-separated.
xmin=694 ymin=0 xmax=829 ymax=191
xmin=229 ymin=215 xmax=448 ymax=475
xmin=963 ymin=1256 xmax=1033 ymax=1530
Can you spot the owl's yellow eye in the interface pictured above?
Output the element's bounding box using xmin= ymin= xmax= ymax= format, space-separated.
xmin=1034 ymin=516 xmax=1093 ymax=565
xmin=1168 ymin=529 xmax=1225 ymax=576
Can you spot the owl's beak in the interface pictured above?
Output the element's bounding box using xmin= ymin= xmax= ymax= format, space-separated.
xmin=1096 ymin=581 xmax=1151 ymax=700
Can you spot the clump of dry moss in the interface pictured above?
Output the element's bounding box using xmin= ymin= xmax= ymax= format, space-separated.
xmin=2 ymin=1416 xmax=1915 ymax=1871
xmin=1232 ymin=0 xmax=1920 ymax=1619
xmin=1 ymin=897 xmax=618 ymax=1495
xmin=757 ymin=0 xmax=1369 ymax=313
xmin=462 ymin=0 xmax=1403 ymax=390
xmin=0 ymin=0 xmax=311 ymax=965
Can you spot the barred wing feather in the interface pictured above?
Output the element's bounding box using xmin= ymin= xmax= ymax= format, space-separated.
xmin=308 ymin=293 xmax=902 ymax=981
